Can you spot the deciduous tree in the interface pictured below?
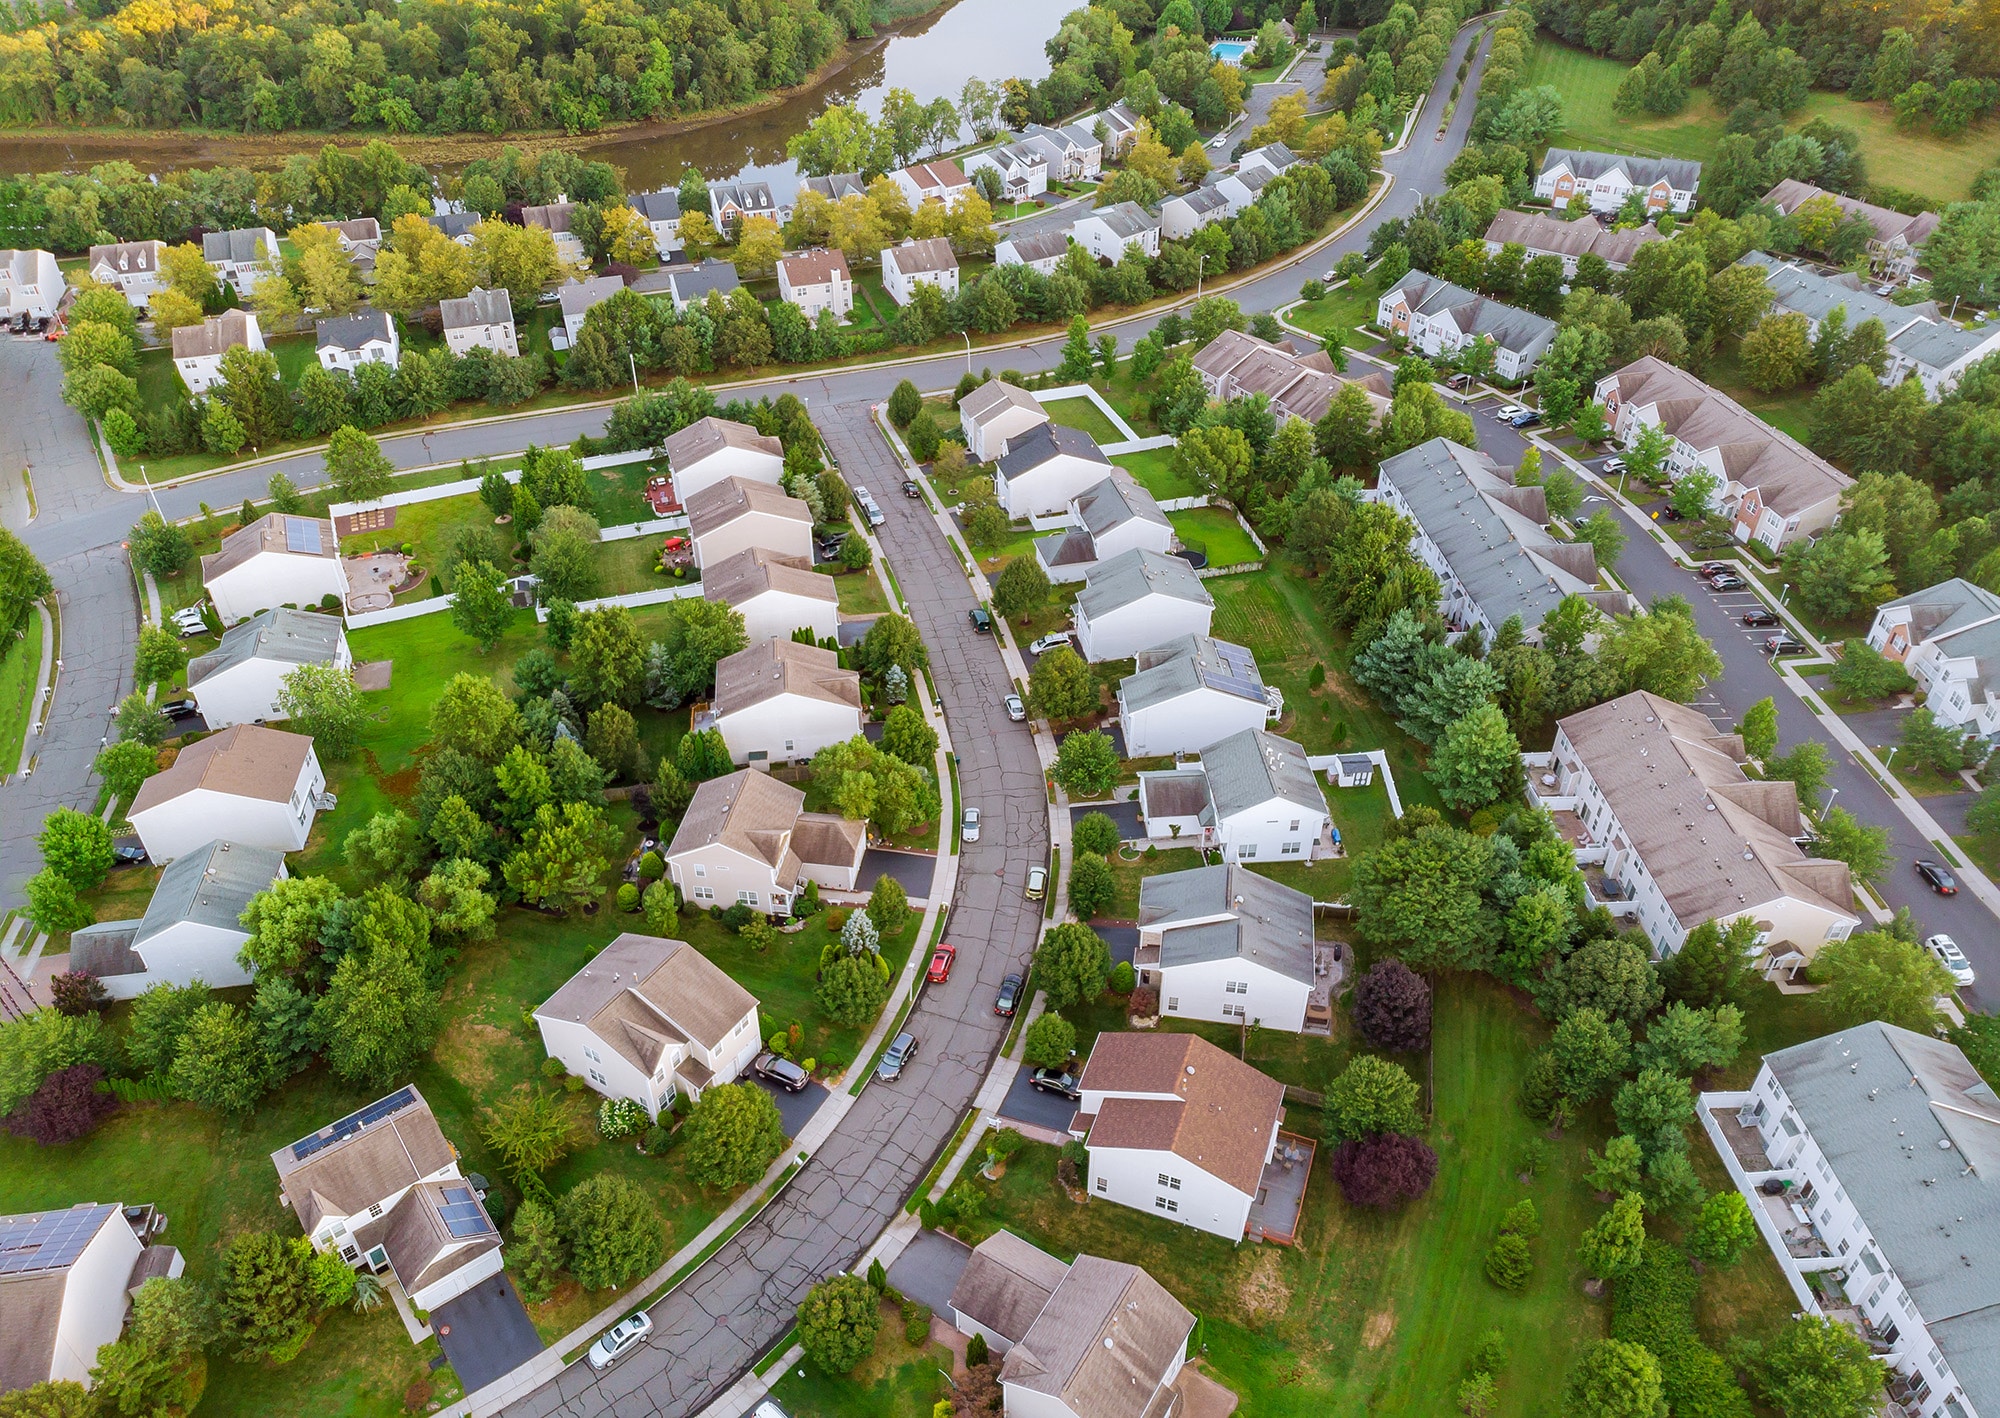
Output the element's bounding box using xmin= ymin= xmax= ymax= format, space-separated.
xmin=559 ymin=1175 xmax=667 ymax=1291
xmin=1037 ymin=922 xmax=1112 ymax=1009
xmin=683 ymin=1081 xmax=786 ymax=1189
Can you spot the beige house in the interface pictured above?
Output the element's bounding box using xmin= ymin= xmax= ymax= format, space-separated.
xmin=439 ymin=287 xmax=518 ymax=358
xmin=665 ymin=416 xmax=786 ymax=500
xmin=1192 ymin=329 xmax=1389 ymax=427
xmin=664 ymin=769 xmax=867 ymax=913
xmin=701 ymin=546 xmax=840 ymax=645
xmin=775 ymin=248 xmax=854 ymax=322
xmin=958 ymin=379 xmax=1050 ymax=462
xmin=705 ymin=637 xmax=863 ymax=767
xmin=686 ymin=476 xmax=814 ymax=570
xmin=520 ymin=202 xmax=586 ymax=265
xmin=881 ymin=237 xmax=959 ymax=306
xmin=172 ymin=309 xmax=264 ymax=395
xmin=1482 ymin=209 xmax=1664 ymax=274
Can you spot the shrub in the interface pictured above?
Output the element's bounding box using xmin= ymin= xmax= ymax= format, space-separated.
xmin=796 ymin=1272 xmax=883 ymax=1374
xmin=1328 ymin=1132 xmax=1438 ymax=1208
xmin=1610 ymin=1240 xmax=1752 ymax=1418
xmin=1352 ymin=959 xmax=1432 ymax=1051
xmin=642 ymin=1123 xmax=674 ymax=1155
xmin=598 ymin=1096 xmax=646 ymax=1141
xmin=616 ymin=882 xmax=640 ymax=911
xmin=903 ymin=1302 xmax=931 ymax=1344
xmin=1129 ymin=984 xmax=1159 ymax=1017
xmin=965 ymin=1331 xmax=989 ymax=1368
xmin=1070 ymin=811 xmax=1121 ymax=857
xmin=558 ymin=1175 xmax=667 ymax=1291
xmin=3 ymin=1063 xmax=116 ymax=1145
xmin=1023 ymin=1012 xmax=1077 ymax=1069
xmin=49 ymin=971 xmax=108 ymax=1017
xmin=541 ymin=1057 xmax=568 ymax=1080
xmin=1484 ymin=1231 xmax=1532 ymax=1291
xmin=1110 ymin=960 xmax=1136 ymax=994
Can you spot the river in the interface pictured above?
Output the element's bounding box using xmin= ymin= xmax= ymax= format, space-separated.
xmin=0 ymin=0 xmax=1074 ymax=195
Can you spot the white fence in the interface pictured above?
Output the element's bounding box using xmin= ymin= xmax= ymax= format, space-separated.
xmin=1156 ymin=494 xmax=1210 ymax=512
xmin=330 ymin=447 xmax=661 ymax=521
xmin=603 ymin=516 xmax=687 ymax=542
xmin=580 ymin=448 xmax=659 ymax=471
xmin=347 ymin=594 xmax=456 ymax=629
xmin=535 ymin=583 xmax=703 ymax=621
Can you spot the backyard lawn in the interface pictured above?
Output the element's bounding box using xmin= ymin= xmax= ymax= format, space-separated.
xmin=1040 ymin=395 xmax=1128 ymax=445
xmin=833 ymin=566 xmax=890 ymax=616
xmin=1702 ymin=350 xmax=1818 ymax=445
xmin=1101 ymin=843 xmax=1205 ymax=920
xmin=1170 ymin=508 xmax=1263 ymax=567
xmin=1111 ymin=446 xmax=1197 ymax=500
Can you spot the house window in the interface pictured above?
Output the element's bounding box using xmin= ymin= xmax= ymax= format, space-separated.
xmin=1281 ymin=841 xmax=1302 ymax=856
xmin=1238 ymin=843 xmax=1257 ymax=859
xmin=1225 ymin=981 xmax=1247 ymax=994
xmin=1288 ymin=820 xmax=1300 ymax=832
xmin=1153 ymin=1196 xmax=1178 ymax=1213
xmin=1095 ymin=1177 xmax=1107 ymax=1194
xmin=367 ymin=1203 xmax=383 ymax=1219
xmin=1166 ymin=996 xmax=1180 ymax=1011
xmin=737 ymin=891 xmax=759 ymax=906
xmin=693 ymin=885 xmax=715 ymax=901
xmin=784 ymin=740 xmax=795 ymax=753
xmin=1223 ymin=1003 xmax=1246 ymax=1019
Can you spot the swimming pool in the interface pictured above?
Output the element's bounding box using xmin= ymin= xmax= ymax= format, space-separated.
xmin=1210 ymin=38 xmax=1252 ymax=64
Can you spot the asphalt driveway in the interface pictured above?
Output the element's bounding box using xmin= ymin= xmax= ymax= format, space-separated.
xmin=885 ymin=1228 xmax=973 ymax=1319
xmin=858 ymin=848 xmax=938 ymax=900
xmin=1069 ymin=800 xmax=1144 ymax=842
xmin=998 ymin=1064 xmax=1080 ymax=1133
xmin=747 ymin=1074 xmax=831 ymax=1138
xmin=431 ymin=1273 xmax=544 ymax=1396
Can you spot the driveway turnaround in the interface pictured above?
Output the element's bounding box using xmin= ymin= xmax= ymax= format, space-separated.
xmin=857 ymin=847 xmax=938 ymax=901
xmin=884 ymin=1229 xmax=973 ymax=1320
xmin=1068 ymin=799 xmax=1144 ymax=843
xmin=431 ymin=1274 xmax=546 ymax=1396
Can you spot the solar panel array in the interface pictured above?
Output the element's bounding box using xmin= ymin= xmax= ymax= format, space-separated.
xmin=289 ymin=1086 xmax=418 ymax=1162
xmin=285 ymin=518 xmax=323 ymax=554
xmin=0 ymin=1204 xmax=113 ymax=1276
xmin=437 ymin=1187 xmax=492 ymax=1238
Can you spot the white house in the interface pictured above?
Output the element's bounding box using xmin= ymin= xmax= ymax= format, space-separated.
xmin=964 ymin=140 xmax=1051 ymax=203
xmin=1070 ymin=202 xmax=1161 ymax=262
xmin=1074 ymin=1031 xmax=1286 ymax=1241
xmin=685 ymin=475 xmax=814 ymax=571
xmin=423 ymin=211 xmax=481 ymax=244
xmin=1033 ymin=470 xmax=1174 ymax=583
xmin=892 ymin=159 xmax=973 ymax=210
xmin=881 ymin=237 xmax=959 ymax=306
xmin=534 ymin=933 xmax=761 ymax=1119
xmin=1374 ymin=437 xmax=1624 ymax=642
xmin=1191 ymin=329 xmax=1385 ymax=427
xmin=1117 ymin=635 xmax=1276 ymax=757
xmin=708 ymin=179 xmax=786 ymax=233
xmin=315 ymin=308 xmax=400 ymax=374
xmin=800 ymin=173 xmax=868 ymax=202
xmin=665 ymin=416 xmax=786 ymax=500
xmin=65 ymin=839 xmax=286 ymax=999
xmin=958 ymin=379 xmax=1050 ymax=462
xmin=775 ymin=248 xmax=854 ymax=322
xmin=627 ymin=189 xmax=683 ymax=257
xmin=127 ymin=724 xmax=325 ymax=864
xmin=187 ymin=608 xmax=351 ymax=729
xmin=948 ymin=1230 xmax=1072 ymax=1357
xmin=520 ymin=203 xmax=587 ymax=265
xmin=1482 ymin=209 xmax=1663 ymax=274
xmin=1072 ymin=548 xmax=1214 ymax=662
xmin=1699 ymin=1023 xmax=2000 ymax=1418
xmin=171 ymin=309 xmax=264 ymax=395
xmin=1236 ymin=142 xmax=1298 ymax=181
xmin=1889 ymin=318 xmax=2000 ymax=400
xmin=201 ymin=513 xmax=349 ymax=624
xmin=86 ymin=240 xmax=165 ymax=309
xmin=1534 ymin=149 xmax=1700 ymax=214
xmin=557 ymin=274 xmax=625 ymax=346
xmin=1214 ymin=163 xmax=1274 ymax=216
xmin=701 ymin=546 xmax=839 ymax=645
xmin=1595 ymin=357 xmax=1852 ymax=551
xmin=1160 ymin=186 xmax=1232 ymax=241
xmin=1376 ymin=272 xmax=1558 ymax=381
xmin=665 ymin=768 xmax=867 ymax=912
xmin=0 ymin=1203 xmax=172 ymax=1394
xmin=703 ymin=637 xmax=863 ymax=768
xmin=996 ymin=422 xmax=1113 ymax=518
xmin=1865 ymin=578 xmax=2000 ymax=740
xmin=665 ymin=259 xmax=741 ymax=313
xmin=1135 ymin=863 xmax=1316 ymax=1033
xmin=1022 ymin=122 xmax=1104 ymax=181
xmin=1135 ymin=727 xmax=1327 ymax=863
xmin=1740 ymin=251 xmax=1935 ymax=344
xmin=1086 ymin=101 xmax=1141 ymax=158
xmin=439 ymin=286 xmax=518 ymax=358
xmin=995 ymin=228 xmax=1072 ymax=276
xmin=271 ymin=1086 xmax=503 ymax=1316
xmin=1763 ymin=179 xmax=1940 ymax=281
xmin=201 ymin=227 xmax=278 ymax=294
xmin=323 ymin=218 xmax=381 ymax=279
xmin=1531 ymin=690 xmax=1859 ymax=967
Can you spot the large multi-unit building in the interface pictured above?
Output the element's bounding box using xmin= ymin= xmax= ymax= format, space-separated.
xmin=1482 ymin=209 xmax=1664 ymax=274
xmin=1191 ymin=329 xmax=1391 ymax=427
xmin=1865 ymin=578 xmax=2000 ymax=741
xmin=1376 ymin=273 xmax=1558 ymax=380
xmin=1534 ymin=149 xmax=1700 ymax=214
xmin=1762 ymin=180 xmax=1940 ymax=281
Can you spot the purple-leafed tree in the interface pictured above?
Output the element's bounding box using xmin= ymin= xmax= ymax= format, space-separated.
xmin=1329 ymin=1132 xmax=1438 ymax=1209
xmin=4 ymin=1064 xmax=117 ymax=1145
xmin=1351 ymin=959 xmax=1432 ymax=1052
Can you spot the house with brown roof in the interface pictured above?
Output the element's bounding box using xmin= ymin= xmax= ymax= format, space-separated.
xmin=1191 ymin=329 xmax=1388 ymax=427
xmin=533 ymin=933 xmax=762 ymax=1118
xmin=703 ymin=637 xmax=862 ymax=767
xmin=0 ymin=1202 xmax=182 ymax=1397
xmin=127 ymin=724 xmax=325 ymax=863
xmin=171 ymin=308 xmax=264 ymax=395
xmin=1533 ymin=690 xmax=1859 ymax=969
xmin=86 ymin=239 xmax=167 ymax=309
xmin=440 ymin=286 xmax=518 ymax=359
xmin=1762 ymin=179 xmax=1940 ymax=281
xmin=881 ymin=237 xmax=959 ymax=306
xmin=776 ymin=248 xmax=854 ymax=322
xmin=1072 ymin=1032 xmax=1286 ymax=1239
xmin=892 ymin=159 xmax=973 ymax=211
xmin=1482 ymin=208 xmax=1664 ymax=274
xmin=701 ymin=545 xmax=840 ymax=644
xmin=685 ymin=476 xmax=814 ymax=570
xmin=520 ymin=201 xmax=587 ymax=265
xmin=271 ymin=1086 xmax=502 ymax=1315
xmin=663 ymin=768 xmax=867 ymax=913
xmin=200 ymin=512 xmax=349 ymax=623
xmin=664 ymin=416 xmax=786 ymax=501
xmin=949 ymin=1230 xmax=1071 ymax=1356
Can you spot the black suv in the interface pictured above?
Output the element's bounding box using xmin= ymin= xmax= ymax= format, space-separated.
xmin=968 ymin=606 xmax=993 ymax=633
xmin=754 ymin=1052 xmax=811 ymax=1092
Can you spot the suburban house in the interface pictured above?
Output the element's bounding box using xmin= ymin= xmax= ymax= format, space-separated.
xmin=1070 ymin=202 xmax=1162 ymax=262
xmin=1160 ymin=185 xmax=1232 ymax=240
xmin=1700 ymin=1023 xmax=2000 ymax=1418
xmin=187 ymin=607 xmax=350 ymax=729
xmin=1532 ymin=690 xmax=1859 ymax=966
xmin=439 ymin=286 xmax=518 ymax=358
xmin=1135 ymin=727 xmax=1328 ymax=864
xmin=1237 ymin=142 xmax=1298 ymax=180
xmin=964 ymin=141 xmax=1051 ymax=202
xmin=708 ymin=179 xmax=786 ymax=232
xmin=1376 ymin=272 xmax=1558 ymax=380
xmin=1087 ymin=100 xmax=1141 ymax=157
xmin=627 ymin=189 xmax=683 ymax=256
xmin=557 ymin=273 xmax=625 ymax=346
xmin=66 ymin=839 xmax=285 ymax=999
xmin=423 ymin=210 xmax=481 ymax=244
xmin=664 ymin=768 xmax=867 ymax=912
xmin=1073 ymin=1031 xmax=1287 ymax=1241
xmin=881 ymin=237 xmax=960 ymax=305
xmin=958 ymin=379 xmax=1050 ymax=460
xmin=201 ymin=513 xmax=348 ymax=623
xmin=1482 ymin=209 xmax=1663 ymax=273
xmin=892 ymin=159 xmax=973 ymax=210
xmin=1762 ymin=179 xmax=1940 ymax=281
xmin=1533 ymin=149 xmax=1700 ymax=214
xmin=994 ymin=227 xmax=1071 ymax=276
xmin=0 ymin=1203 xmax=182 ymax=1395
xmin=1136 ymin=863 xmax=1317 ymax=1032
xmin=996 ymin=422 xmax=1113 ymax=517
xmin=1022 ymin=122 xmax=1104 ymax=181
xmin=950 ymin=1234 xmax=1199 ymax=1418
xmin=1117 ymin=635 xmax=1277 ymax=757
xmin=272 ymin=1086 xmax=502 ymax=1314
xmin=685 ymin=475 xmax=814 ymax=570
xmin=1191 ymin=329 xmax=1387 ymax=427
xmin=1865 ymin=578 xmax=2000 ymax=740
xmin=520 ymin=202 xmax=586 ymax=265
xmin=324 ymin=218 xmax=381 ymax=278
xmin=171 ymin=309 xmax=264 ymax=395
xmin=800 ymin=173 xmax=869 ymax=202
xmin=1034 ymin=470 xmax=1173 ymax=583
xmin=664 ymin=416 xmax=786 ymax=500
xmin=1594 ymin=357 xmax=1852 ymax=550
xmin=1214 ymin=162 xmax=1275 ymax=216
xmin=666 ymin=258 xmax=742 ymax=313
xmin=1073 ymin=548 xmax=1214 ymax=662
xmin=85 ymin=240 xmax=165 ymax=308
xmin=703 ymin=637 xmax=863 ymax=767
xmin=1889 ymin=318 xmax=2000 ymax=400
xmin=201 ymin=226 xmax=279 ymax=293
xmin=534 ymin=933 xmax=761 ymax=1118
xmin=127 ymin=724 xmax=325 ymax=863
xmin=1374 ymin=437 xmax=1624 ymax=642
xmin=775 ymin=248 xmax=854 ymax=322
xmin=315 ymin=308 xmax=400 ymax=374
xmin=701 ymin=546 xmax=840 ymax=644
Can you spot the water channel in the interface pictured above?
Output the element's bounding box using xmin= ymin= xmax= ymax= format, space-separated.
xmin=0 ymin=0 xmax=1073 ymax=196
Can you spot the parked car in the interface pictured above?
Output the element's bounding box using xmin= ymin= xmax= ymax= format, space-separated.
xmin=1508 ymin=409 xmax=1541 ymax=428
xmin=968 ymin=605 xmax=993 ymax=633
xmin=1924 ymin=934 xmax=1976 ymax=986
xmin=1024 ymin=866 xmax=1046 ymax=901
xmin=1698 ymin=562 xmax=1732 ymax=577
xmin=814 ymin=531 xmax=848 ymax=557
xmin=1028 ymin=631 xmax=1072 ymax=655
xmin=754 ymin=1051 xmax=811 ymax=1092
xmin=157 ymin=698 xmax=197 ymax=719
xmin=1494 ymin=404 xmax=1527 ymax=420
xmin=854 ymin=487 xmax=886 ymax=526
xmin=111 ymin=841 xmax=148 ymax=866
xmin=995 ymin=973 xmax=1024 ymax=1015
xmin=1763 ymin=634 xmax=1806 ymax=656
xmin=961 ymin=807 xmax=981 ymax=843
xmin=752 ymin=1404 xmax=792 ymax=1418
xmin=1740 ymin=609 xmax=1780 ymax=628
xmin=1029 ymin=1068 xmax=1081 ymax=1099
xmin=927 ymin=943 xmax=957 ymax=984
xmin=1661 ymin=505 xmax=1684 ymax=521
xmin=1445 ymin=372 xmax=1474 ymax=391
xmin=902 ymin=477 xmax=922 ymax=498
xmin=876 ymin=1031 xmax=919 ymax=1082
xmin=1004 ymin=692 xmax=1026 ymax=722
xmin=1600 ymin=456 xmax=1626 ymax=474
xmin=1707 ymin=573 xmax=1747 ymax=591
xmin=587 ymin=1313 xmax=653 ymax=1371
xmin=1916 ymin=859 xmax=1960 ymax=895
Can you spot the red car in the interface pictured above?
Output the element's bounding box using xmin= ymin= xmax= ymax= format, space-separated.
xmin=926 ymin=943 xmax=956 ymax=984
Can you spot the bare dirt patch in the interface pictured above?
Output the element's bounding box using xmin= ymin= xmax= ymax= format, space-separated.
xmin=1362 ymin=1304 xmax=1397 ymax=1349
xmin=1233 ymin=1247 xmax=1293 ymax=1323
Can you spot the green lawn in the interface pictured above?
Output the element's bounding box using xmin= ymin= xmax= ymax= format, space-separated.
xmin=1040 ymin=395 xmax=1126 ymax=445
xmin=765 ymin=1299 xmax=955 ymax=1418
xmin=1089 ymin=364 xmax=1164 ymax=438
xmin=1287 ymin=284 xmax=1380 ymax=349
xmin=1170 ymin=507 xmax=1263 ymax=567
xmin=1110 ymin=447 xmax=1197 ymax=500
xmin=833 ymin=567 xmax=890 ymax=616
xmin=1703 ymin=350 xmax=1818 ymax=445
xmin=0 ymin=607 xmax=43 ymax=773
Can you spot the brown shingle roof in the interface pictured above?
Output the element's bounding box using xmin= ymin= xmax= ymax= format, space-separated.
xmin=520 ymin=202 xmax=575 ymax=234
xmin=778 ymin=248 xmax=851 ymax=288
xmin=712 ymin=637 xmax=861 ymax=717
xmin=901 ymin=159 xmax=969 ymax=193
xmin=270 ymin=1087 xmax=457 ymax=1234
xmin=200 ymin=513 xmax=337 ymax=582
xmin=1079 ymin=1033 xmax=1283 ymax=1196
xmin=950 ymin=1231 xmax=1070 ymax=1345
xmin=129 ymin=723 xmax=314 ymax=815
xmin=665 ymin=768 xmax=806 ymax=881
xmin=790 ymin=812 xmax=866 ymax=869
xmin=664 ymin=416 xmax=784 ymax=473
xmin=170 ymin=308 xmax=258 ymax=360
xmin=1000 ymin=1255 xmax=1194 ymax=1418
xmin=684 ymin=476 xmax=812 ymax=540
xmin=885 ymin=237 xmax=958 ymax=275
xmin=701 ymin=546 xmax=838 ymax=610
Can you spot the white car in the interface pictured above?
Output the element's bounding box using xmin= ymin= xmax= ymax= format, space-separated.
xmin=1600 ymin=456 xmax=1626 ymax=474
xmin=962 ymin=807 xmax=981 ymax=842
xmin=1004 ymin=693 xmax=1026 ymax=721
xmin=1925 ymin=933 xmax=1976 ymax=987
xmin=1494 ymin=404 xmax=1528 ymax=420
xmin=1028 ymin=632 xmax=1072 ymax=656
xmin=586 ymin=1312 xmax=653 ymax=1370
xmin=753 ymin=1404 xmax=791 ymax=1418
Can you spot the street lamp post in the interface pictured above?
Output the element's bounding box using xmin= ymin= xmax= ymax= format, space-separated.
xmin=963 ymin=331 xmax=973 ymax=374
xmin=137 ymin=463 xmax=163 ymax=518
xmin=1823 ymin=786 xmax=1839 ymax=819
xmin=1197 ymin=253 xmax=1207 ymax=299
xmin=629 ymin=352 xmax=640 ymax=395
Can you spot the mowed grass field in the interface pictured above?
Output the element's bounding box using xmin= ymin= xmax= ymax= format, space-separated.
xmin=1521 ymin=36 xmax=2000 ymax=205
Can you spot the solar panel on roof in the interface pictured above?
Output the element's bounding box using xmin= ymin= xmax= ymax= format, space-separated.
xmin=285 ymin=519 xmax=322 ymax=554
xmin=437 ymin=1188 xmax=492 ymax=1238
xmin=0 ymin=1205 xmax=110 ymax=1276
xmin=358 ymin=1086 xmax=416 ymax=1126
xmin=290 ymin=1087 xmax=416 ymax=1160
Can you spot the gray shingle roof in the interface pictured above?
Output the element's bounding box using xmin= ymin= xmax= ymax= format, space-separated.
xmin=557 ymin=274 xmax=625 ymax=322
xmin=1739 ymin=252 xmax=1933 ymax=337
xmin=315 ymin=308 xmax=394 ymax=352
xmin=1541 ymin=147 xmax=1702 ymax=191
xmin=1197 ymin=727 xmax=1321 ymax=821
xmin=1074 ymin=471 xmax=1167 ymax=537
xmin=628 ymin=189 xmax=681 ymax=222
xmin=959 ymin=378 xmax=1046 ymax=428
xmin=425 ymin=211 xmax=481 ymax=239
xmin=201 ymin=228 xmax=272 ymax=264
xmin=1173 ymin=187 xmax=1231 ymax=217
xmin=188 ymin=608 xmax=344 ymax=688
xmin=1138 ymin=862 xmax=1314 ymax=984
xmin=999 ymin=1255 xmax=1193 ymax=1418
xmin=999 ymin=228 xmax=1071 ymax=264
xmin=1894 ymin=317 xmax=2000 ymax=372
xmin=439 ymin=286 xmax=513 ymax=331
xmin=1088 ymin=201 xmax=1159 ymax=239
xmin=996 ymin=421 xmax=1109 ymax=483
xmin=949 ymin=1230 xmax=1070 ymax=1346
xmin=1119 ymin=634 xmax=1265 ymax=715
xmin=1075 ymin=548 xmax=1212 ymax=620
xmin=135 ymin=839 xmax=286 ymax=945
xmin=669 ymin=259 xmax=741 ymax=304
